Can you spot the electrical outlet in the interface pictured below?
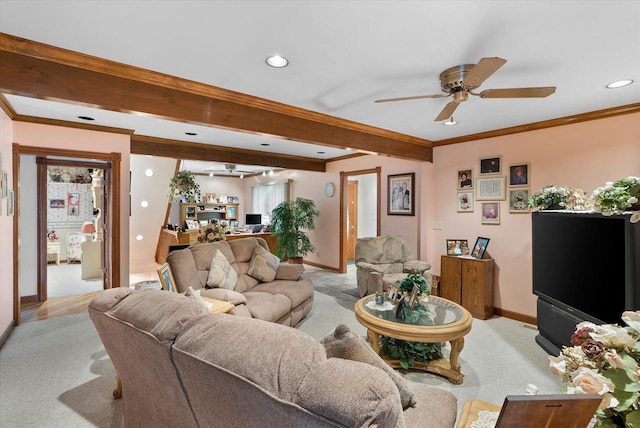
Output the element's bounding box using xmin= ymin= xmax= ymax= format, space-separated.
xmin=432 ymin=221 xmax=443 ymax=230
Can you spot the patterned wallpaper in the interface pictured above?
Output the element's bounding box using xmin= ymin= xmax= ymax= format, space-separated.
xmin=47 ymin=182 xmax=94 ymax=229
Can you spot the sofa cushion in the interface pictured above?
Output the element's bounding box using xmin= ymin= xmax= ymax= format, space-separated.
xmin=166 ymin=249 xmax=203 ymax=292
xmin=251 ymin=280 xmax=314 ymax=309
xmin=320 ymin=324 xmax=416 ymax=410
xmin=206 ymin=249 xmax=238 ymax=290
xmin=243 ymin=291 xmax=291 ymax=322
xmin=402 ymin=382 xmax=457 ymax=428
xmin=275 ymin=263 xmax=304 ymax=281
xmin=199 ymin=288 xmax=247 ymax=306
xmin=248 ymin=246 xmax=280 ymax=283
xmin=403 ymin=260 xmax=431 ymax=273
xmin=227 ymin=237 xmax=260 ymax=263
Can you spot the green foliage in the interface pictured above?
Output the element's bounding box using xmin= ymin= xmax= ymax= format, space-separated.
xmin=270 ymin=197 xmax=320 ymax=259
xmin=380 ymin=336 xmax=442 ymax=370
xmin=395 ymin=301 xmax=431 ymax=325
xmin=397 ymin=273 xmax=429 ymax=295
xmin=169 ymin=170 xmax=201 ymax=203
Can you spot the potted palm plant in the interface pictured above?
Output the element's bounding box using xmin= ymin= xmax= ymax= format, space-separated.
xmin=270 ymin=197 xmax=320 ymax=263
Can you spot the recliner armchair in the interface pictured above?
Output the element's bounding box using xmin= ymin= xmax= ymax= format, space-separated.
xmin=355 ymin=235 xmax=432 ymax=297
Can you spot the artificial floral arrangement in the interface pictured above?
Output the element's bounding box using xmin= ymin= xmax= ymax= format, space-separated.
xmin=592 ymin=176 xmax=640 ymax=215
xmin=47 ymin=229 xmax=58 ymax=241
xmin=197 ymin=221 xmax=226 ymax=243
xmin=528 ymin=185 xmax=592 ymax=211
xmin=168 ymin=170 xmax=201 ymax=203
xmin=548 ymin=311 xmax=640 ymax=427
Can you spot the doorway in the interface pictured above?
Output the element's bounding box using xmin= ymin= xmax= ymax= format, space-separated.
xmin=339 ymin=167 xmax=381 ymax=273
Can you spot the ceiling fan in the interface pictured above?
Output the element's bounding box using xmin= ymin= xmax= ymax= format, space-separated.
xmin=204 ymin=164 xmax=254 ymax=177
xmin=375 ymin=57 xmax=556 ymax=121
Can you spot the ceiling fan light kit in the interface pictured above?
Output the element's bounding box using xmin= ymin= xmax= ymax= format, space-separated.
xmin=375 ymin=57 xmax=557 ymax=122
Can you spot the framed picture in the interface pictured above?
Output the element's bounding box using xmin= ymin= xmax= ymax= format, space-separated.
xmin=68 ymin=192 xmax=79 ymax=205
xmin=7 ymin=189 xmax=14 ymax=216
xmin=457 ymin=191 xmax=474 ymax=212
xmin=408 ymin=285 xmax=419 ymax=309
xmin=68 ymin=205 xmax=79 ymax=216
xmin=387 ymin=172 xmax=415 ymax=216
xmin=386 ymin=284 xmax=398 ymax=300
xmin=393 ymin=295 xmax=405 ymax=318
xmin=480 ymin=156 xmax=501 ymax=175
xmin=471 ymin=237 xmax=490 ymax=259
xmin=227 ymin=206 xmax=237 ymax=219
xmin=446 ymin=239 xmax=469 ymax=256
xmin=205 ymin=193 xmax=217 ymax=203
xmin=185 ymin=220 xmax=199 ymax=230
xmin=476 ymin=176 xmax=507 ymax=200
xmin=49 ymin=199 xmax=65 ymax=209
xmin=1 ymin=170 xmax=7 ymax=199
xmin=509 ymin=163 xmax=530 ymax=187
xmin=157 ymin=262 xmax=178 ymax=292
xmin=481 ymin=202 xmax=500 ymax=224
xmin=457 ymin=169 xmax=473 ymax=189
xmin=509 ymin=189 xmax=531 ymax=213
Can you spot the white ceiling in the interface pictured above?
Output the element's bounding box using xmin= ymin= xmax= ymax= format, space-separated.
xmin=1 ymin=0 xmax=639 ymax=172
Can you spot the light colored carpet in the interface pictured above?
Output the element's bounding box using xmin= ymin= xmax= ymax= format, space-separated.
xmin=48 ymin=263 xmax=104 ymax=299
xmin=1 ymin=264 xmax=562 ymax=427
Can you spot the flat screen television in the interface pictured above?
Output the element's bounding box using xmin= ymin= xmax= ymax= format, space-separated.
xmin=245 ymin=213 xmax=262 ymax=226
xmin=532 ymin=211 xmax=640 ymax=324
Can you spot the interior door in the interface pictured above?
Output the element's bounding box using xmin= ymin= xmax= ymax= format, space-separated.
xmin=346 ymin=180 xmax=358 ymax=260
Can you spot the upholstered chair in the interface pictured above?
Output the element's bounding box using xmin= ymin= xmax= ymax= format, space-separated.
xmin=355 ymin=235 xmax=432 ymax=297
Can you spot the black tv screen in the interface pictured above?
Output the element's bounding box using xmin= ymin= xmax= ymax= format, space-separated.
xmin=532 ymin=212 xmax=638 ymax=324
xmin=245 ymin=213 xmax=262 ymax=225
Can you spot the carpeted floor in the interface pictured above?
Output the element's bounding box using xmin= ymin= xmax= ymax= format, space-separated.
xmin=0 ymin=264 xmax=562 ymax=427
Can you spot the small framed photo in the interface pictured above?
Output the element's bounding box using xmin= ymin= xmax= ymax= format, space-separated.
xmin=49 ymin=199 xmax=65 ymax=209
xmin=1 ymin=170 xmax=7 ymax=199
xmin=509 ymin=189 xmax=531 ymax=213
xmin=205 ymin=193 xmax=217 ymax=203
xmin=393 ymin=295 xmax=405 ymax=318
xmin=457 ymin=191 xmax=474 ymax=212
xmin=457 ymin=169 xmax=473 ymax=189
xmin=477 ymin=176 xmax=507 ymax=200
xmin=157 ymin=263 xmax=178 ymax=292
xmin=185 ymin=220 xmax=199 ymax=230
xmin=481 ymin=202 xmax=500 ymax=225
xmin=388 ymin=173 xmax=415 ymax=216
xmin=446 ymin=239 xmax=469 ymax=256
xmin=509 ymin=163 xmax=530 ymax=187
xmin=68 ymin=192 xmax=79 ymax=205
xmin=7 ymin=189 xmax=14 ymax=216
xmin=68 ymin=205 xmax=79 ymax=216
xmin=408 ymin=285 xmax=419 ymax=309
xmin=471 ymin=237 xmax=490 ymax=259
xmin=386 ymin=284 xmax=399 ymax=300
xmin=480 ymin=156 xmax=501 ymax=175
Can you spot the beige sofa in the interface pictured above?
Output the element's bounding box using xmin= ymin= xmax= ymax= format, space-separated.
xmin=356 ymin=235 xmax=432 ymax=297
xmin=166 ymin=237 xmax=313 ymax=326
xmin=89 ymin=288 xmax=458 ymax=427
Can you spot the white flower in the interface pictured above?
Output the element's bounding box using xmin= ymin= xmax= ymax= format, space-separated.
xmin=603 ymin=350 xmax=626 ymax=369
xmin=590 ymin=324 xmax=637 ymax=348
xmin=629 ymin=196 xmax=638 ymax=204
xmin=549 ymin=355 xmax=568 ymax=377
xmin=567 ymin=367 xmax=614 ymax=396
xmin=622 ymin=311 xmax=640 ymax=333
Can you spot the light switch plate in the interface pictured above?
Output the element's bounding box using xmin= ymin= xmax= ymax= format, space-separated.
xmin=432 ymin=221 xmax=443 ymax=230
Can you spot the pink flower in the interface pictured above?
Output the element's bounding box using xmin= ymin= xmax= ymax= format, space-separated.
xmin=603 ymin=350 xmax=626 ymax=369
xmin=567 ymin=367 xmax=614 ymax=396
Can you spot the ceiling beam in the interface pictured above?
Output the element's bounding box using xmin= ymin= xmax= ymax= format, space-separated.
xmin=0 ymin=33 xmax=433 ymax=162
xmin=131 ymin=135 xmax=326 ymax=172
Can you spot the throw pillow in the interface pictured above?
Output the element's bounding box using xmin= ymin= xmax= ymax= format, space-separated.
xmin=206 ymin=249 xmax=238 ymax=290
xmin=247 ymin=245 xmax=279 ymax=283
xmin=320 ymin=324 xmax=417 ymax=409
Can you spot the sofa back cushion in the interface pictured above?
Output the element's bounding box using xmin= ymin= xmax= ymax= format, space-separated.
xmin=356 ymin=235 xmax=413 ymax=265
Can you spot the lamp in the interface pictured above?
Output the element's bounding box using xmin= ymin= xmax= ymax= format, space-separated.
xmin=82 ymin=221 xmax=96 ymax=241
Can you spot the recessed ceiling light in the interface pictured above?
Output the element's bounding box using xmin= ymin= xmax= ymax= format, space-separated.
xmin=317 ymin=151 xmax=325 ymax=154
xmin=185 ymin=132 xmax=197 ymax=136
xmin=140 ymin=201 xmax=149 ymax=208
xmin=78 ymin=115 xmax=95 ymax=121
xmin=136 ymin=235 xmax=144 ymax=241
xmin=443 ymin=117 xmax=458 ymax=126
xmin=265 ymin=55 xmax=289 ymax=68
xmin=209 ymin=172 xmax=214 ymax=177
xmin=262 ymin=171 xmax=267 ymax=177
xmin=144 ymin=169 xmax=154 ymax=177
xmin=606 ymin=79 xmax=633 ymax=89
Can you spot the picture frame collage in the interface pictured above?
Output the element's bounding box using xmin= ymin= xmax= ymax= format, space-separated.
xmin=456 ymin=156 xmax=532 ymax=224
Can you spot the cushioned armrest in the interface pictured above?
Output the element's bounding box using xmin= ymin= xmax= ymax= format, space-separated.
xmin=275 ymin=263 xmax=304 ymax=280
xmin=356 ymin=262 xmax=384 ymax=273
xmin=199 ymin=288 xmax=247 ymax=305
xmin=403 ymin=260 xmax=431 ymax=273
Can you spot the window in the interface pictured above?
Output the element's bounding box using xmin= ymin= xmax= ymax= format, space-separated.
xmin=251 ymin=180 xmax=290 ymax=224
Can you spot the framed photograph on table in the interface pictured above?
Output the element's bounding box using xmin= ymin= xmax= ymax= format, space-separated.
xmin=471 ymin=237 xmax=490 ymax=259
xmin=157 ymin=263 xmax=178 ymax=292
xmin=457 ymin=191 xmax=474 ymax=212
xmin=480 ymin=156 xmax=501 ymax=175
xmin=446 ymin=239 xmax=469 ymax=256
xmin=509 ymin=163 xmax=529 ymax=187
xmin=477 ymin=176 xmax=506 ymax=200
xmin=387 ymin=173 xmax=415 ymax=216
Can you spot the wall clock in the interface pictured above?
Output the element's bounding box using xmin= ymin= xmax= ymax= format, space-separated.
xmin=324 ymin=182 xmax=335 ymax=197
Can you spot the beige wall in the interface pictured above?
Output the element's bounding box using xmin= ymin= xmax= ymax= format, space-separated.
xmin=0 ymin=109 xmax=14 ymax=335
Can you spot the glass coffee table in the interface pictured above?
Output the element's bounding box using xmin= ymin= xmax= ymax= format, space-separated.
xmin=354 ymin=294 xmax=472 ymax=384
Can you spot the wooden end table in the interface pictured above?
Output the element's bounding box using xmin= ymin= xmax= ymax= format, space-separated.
xmin=354 ymin=294 xmax=472 ymax=384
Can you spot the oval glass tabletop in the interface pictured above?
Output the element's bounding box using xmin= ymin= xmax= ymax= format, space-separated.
xmin=361 ymin=295 xmax=464 ymax=327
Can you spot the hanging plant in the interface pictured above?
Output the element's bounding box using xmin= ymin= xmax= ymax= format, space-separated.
xmin=168 ymin=170 xmax=201 ymax=203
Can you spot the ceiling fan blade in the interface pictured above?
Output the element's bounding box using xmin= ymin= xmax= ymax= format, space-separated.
xmin=434 ymin=101 xmax=460 ymax=121
xmin=462 ymin=57 xmax=507 ymax=88
xmin=478 ymin=87 xmax=556 ymax=98
xmin=374 ymin=94 xmax=448 ymax=103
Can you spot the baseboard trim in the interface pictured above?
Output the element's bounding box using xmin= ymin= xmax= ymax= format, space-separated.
xmin=494 ymin=307 xmax=537 ymax=325
xmin=20 ymin=295 xmax=37 ymax=304
xmin=0 ymin=320 xmax=15 ymax=350
xmin=302 ymin=260 xmax=340 ymax=272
